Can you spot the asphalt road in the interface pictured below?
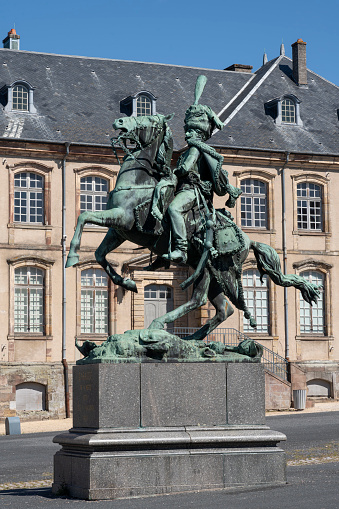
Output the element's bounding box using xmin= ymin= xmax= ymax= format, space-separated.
xmin=0 ymin=411 xmax=338 ymax=508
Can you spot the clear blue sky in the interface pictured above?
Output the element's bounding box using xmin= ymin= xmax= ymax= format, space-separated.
xmin=1 ymin=0 xmax=339 ymax=85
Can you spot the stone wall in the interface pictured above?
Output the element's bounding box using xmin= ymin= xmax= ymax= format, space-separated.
xmin=300 ymin=361 xmax=339 ymax=399
xmin=0 ymin=362 xmax=73 ymax=421
xmin=265 ymin=371 xmax=291 ymax=410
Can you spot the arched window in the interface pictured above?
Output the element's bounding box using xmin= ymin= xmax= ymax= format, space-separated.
xmin=136 ymin=94 xmax=152 ymax=116
xmin=240 ymin=179 xmax=267 ymax=228
xmin=14 ymin=267 xmax=44 ymax=333
xmin=243 ymin=269 xmax=269 ymax=333
xmin=297 ymin=182 xmax=323 ymax=231
xmin=144 ymin=284 xmax=174 ymax=328
xmin=14 ymin=172 xmax=44 ymax=224
xmin=281 ymin=98 xmax=295 ymax=123
xmin=80 ymin=176 xmax=108 ymax=214
xmin=300 ymin=271 xmax=324 ymax=334
xmin=81 ymin=268 xmax=108 ymax=334
xmin=12 ymin=84 xmax=29 ymax=111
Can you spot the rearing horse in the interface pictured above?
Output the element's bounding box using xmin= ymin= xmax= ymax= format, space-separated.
xmin=66 ymin=114 xmax=320 ymax=341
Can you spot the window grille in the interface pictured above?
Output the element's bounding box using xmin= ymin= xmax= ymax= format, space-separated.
xmin=12 ymin=85 xmax=29 ymax=111
xmin=281 ymin=98 xmax=296 ymax=123
xmin=300 ymin=271 xmax=324 ymax=334
xmin=14 ymin=267 xmax=44 ymax=333
xmin=243 ymin=269 xmax=269 ymax=333
xmin=80 ymin=176 xmax=108 ymax=213
xmin=240 ymin=179 xmax=267 ymax=228
xmin=136 ymin=95 xmax=152 ymax=116
xmin=81 ymin=268 xmax=108 ymax=334
xmin=297 ymin=182 xmax=322 ymax=230
xmin=14 ymin=172 xmax=44 ymax=224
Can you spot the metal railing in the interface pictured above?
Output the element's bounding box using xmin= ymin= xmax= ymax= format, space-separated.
xmin=169 ymin=327 xmax=289 ymax=382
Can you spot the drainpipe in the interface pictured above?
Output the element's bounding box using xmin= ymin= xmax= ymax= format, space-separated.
xmin=281 ymin=152 xmax=290 ymax=360
xmin=62 ymin=142 xmax=70 ymax=418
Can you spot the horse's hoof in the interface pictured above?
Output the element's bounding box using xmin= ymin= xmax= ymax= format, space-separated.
xmin=123 ymin=278 xmax=138 ymax=293
xmin=66 ymin=254 xmax=79 ymax=268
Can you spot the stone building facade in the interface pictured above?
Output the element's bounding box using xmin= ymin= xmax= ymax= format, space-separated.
xmin=1 ymin=30 xmax=339 ymax=418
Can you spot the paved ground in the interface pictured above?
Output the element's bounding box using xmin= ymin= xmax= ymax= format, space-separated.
xmin=0 ymin=407 xmax=338 ymax=507
xmin=2 ymin=399 xmax=339 ymax=435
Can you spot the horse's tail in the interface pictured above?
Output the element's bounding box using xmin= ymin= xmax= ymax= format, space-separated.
xmin=251 ymin=241 xmax=321 ymax=305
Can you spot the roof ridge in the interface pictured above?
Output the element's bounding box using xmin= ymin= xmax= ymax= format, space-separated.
xmin=214 ymin=55 xmax=284 ymax=130
xmin=0 ymin=48 xmax=248 ymax=75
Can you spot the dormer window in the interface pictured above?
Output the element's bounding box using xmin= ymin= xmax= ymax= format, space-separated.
xmin=136 ymin=94 xmax=152 ymax=116
xmin=120 ymin=91 xmax=157 ymax=117
xmin=13 ymin=84 xmax=29 ymax=111
xmin=0 ymin=80 xmax=37 ymax=113
xmin=281 ymin=98 xmax=295 ymax=123
xmin=265 ymin=94 xmax=302 ymax=126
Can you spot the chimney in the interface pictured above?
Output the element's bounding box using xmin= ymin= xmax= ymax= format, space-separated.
xmin=224 ymin=64 xmax=253 ymax=73
xmin=3 ymin=28 xmax=20 ymax=50
xmin=291 ymin=39 xmax=307 ymax=86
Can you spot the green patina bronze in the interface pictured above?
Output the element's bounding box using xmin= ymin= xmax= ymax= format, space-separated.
xmin=76 ymin=329 xmax=263 ymax=364
xmin=66 ymin=75 xmax=321 ymax=364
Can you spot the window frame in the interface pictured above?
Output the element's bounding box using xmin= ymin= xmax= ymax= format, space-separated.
xmin=12 ymin=84 xmax=29 ymax=111
xmin=136 ymin=94 xmax=153 ymax=116
xmin=8 ymin=162 xmax=53 ymax=228
xmin=292 ymin=173 xmax=330 ymax=236
xmin=80 ymin=267 xmax=109 ymax=335
xmin=293 ymin=259 xmax=333 ymax=339
xmin=2 ymin=80 xmax=37 ymax=114
xmin=266 ymin=94 xmax=303 ymax=126
xmin=14 ymin=266 xmax=45 ymax=334
xmin=76 ymin=262 xmax=115 ymax=341
xmin=13 ymin=172 xmax=45 ymax=224
xmin=298 ymin=270 xmax=325 ymax=335
xmin=74 ymin=166 xmax=117 ymax=230
xmin=296 ymin=182 xmax=323 ymax=231
xmin=7 ymin=256 xmax=54 ymax=341
xmin=120 ymin=91 xmax=157 ymax=117
xmin=242 ymin=268 xmax=270 ymax=334
xmin=240 ymin=178 xmax=268 ymax=229
xmin=234 ymin=169 xmax=276 ymax=233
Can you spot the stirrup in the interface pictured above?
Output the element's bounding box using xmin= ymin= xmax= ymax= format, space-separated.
xmin=163 ymin=249 xmax=187 ymax=264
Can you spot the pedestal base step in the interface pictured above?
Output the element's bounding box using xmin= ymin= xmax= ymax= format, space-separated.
xmin=52 ymin=427 xmax=286 ymax=500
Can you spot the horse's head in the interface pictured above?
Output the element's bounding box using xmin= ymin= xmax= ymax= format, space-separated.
xmin=112 ymin=113 xmax=174 ymax=148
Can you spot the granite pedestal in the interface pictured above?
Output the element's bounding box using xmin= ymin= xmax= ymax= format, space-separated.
xmin=53 ymin=362 xmax=286 ymax=500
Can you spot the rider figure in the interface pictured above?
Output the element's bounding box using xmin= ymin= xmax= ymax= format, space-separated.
xmin=163 ymin=80 xmax=242 ymax=264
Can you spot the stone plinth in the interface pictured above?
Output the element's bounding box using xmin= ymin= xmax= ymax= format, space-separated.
xmin=53 ymin=362 xmax=286 ymax=500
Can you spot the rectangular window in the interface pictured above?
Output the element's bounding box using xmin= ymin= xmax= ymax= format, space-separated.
xmin=14 ymin=267 xmax=44 ymax=333
xmin=81 ymin=268 xmax=108 ymax=334
xmin=243 ymin=269 xmax=269 ymax=333
xmin=300 ymin=271 xmax=324 ymax=334
xmin=297 ymin=183 xmax=322 ymax=231
xmin=241 ymin=179 xmax=267 ymax=228
xmin=14 ymin=172 xmax=44 ymax=224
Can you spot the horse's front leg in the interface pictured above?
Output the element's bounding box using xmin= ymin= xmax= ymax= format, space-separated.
xmin=66 ymin=208 xmax=128 ymax=268
xmin=185 ymin=278 xmax=234 ymax=341
xmin=148 ymin=270 xmax=210 ymax=330
xmin=95 ymin=228 xmax=137 ymax=293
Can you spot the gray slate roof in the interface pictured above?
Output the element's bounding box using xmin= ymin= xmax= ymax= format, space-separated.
xmin=1 ymin=49 xmax=339 ymax=154
xmin=0 ymin=49 xmax=250 ymax=150
xmin=212 ymin=55 xmax=339 ymax=154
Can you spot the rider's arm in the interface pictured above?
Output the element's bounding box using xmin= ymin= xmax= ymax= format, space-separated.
xmin=175 ymin=147 xmax=200 ymax=177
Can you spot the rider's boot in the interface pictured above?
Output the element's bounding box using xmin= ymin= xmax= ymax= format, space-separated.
xmin=163 ymin=240 xmax=188 ymax=264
